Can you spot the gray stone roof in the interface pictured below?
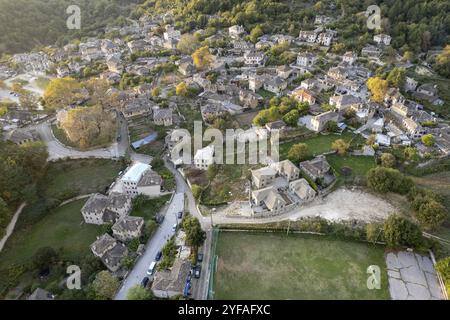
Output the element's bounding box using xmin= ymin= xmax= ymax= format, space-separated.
xmin=107 ymin=193 xmax=131 ymax=212
xmin=82 ymin=193 xmax=109 ymax=214
xmin=112 ymin=216 xmax=144 ymax=234
xmin=153 ymin=108 xmax=173 ymax=121
xmin=151 ymin=259 xmax=191 ymax=294
xmin=101 ymin=243 xmax=128 ymax=271
xmin=137 ymin=169 xmax=162 ymax=187
xmin=5 ymin=129 xmax=35 ymax=144
xmin=90 ymin=233 xmax=117 ymax=257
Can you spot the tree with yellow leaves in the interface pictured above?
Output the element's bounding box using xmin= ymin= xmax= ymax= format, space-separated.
xmin=367 ymin=77 xmax=388 ymax=103
xmin=192 ymin=46 xmax=213 ymax=70
xmin=176 ymin=82 xmax=188 ymax=97
xmin=43 ymin=77 xmax=83 ymax=111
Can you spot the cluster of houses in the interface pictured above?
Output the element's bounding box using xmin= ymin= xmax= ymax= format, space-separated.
xmin=249 ymin=158 xmax=335 ymax=216
xmin=83 ymin=162 xmax=164 ymax=272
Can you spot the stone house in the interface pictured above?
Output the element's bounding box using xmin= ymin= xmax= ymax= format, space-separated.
xmin=251 ymin=166 xmax=277 ymax=189
xmin=194 ymin=145 xmax=215 ymax=170
xmin=299 ymin=155 xmax=332 ymax=182
xmin=310 ymin=111 xmax=339 ymax=132
xmin=112 ymin=216 xmax=145 ymax=242
xmin=90 ymin=233 xmax=128 ymax=272
xmin=153 ymin=108 xmax=173 ymax=126
xmin=263 ymin=77 xmax=287 ymax=95
xmin=292 ymin=88 xmax=316 ymax=105
xmin=289 ymin=178 xmax=316 ymax=202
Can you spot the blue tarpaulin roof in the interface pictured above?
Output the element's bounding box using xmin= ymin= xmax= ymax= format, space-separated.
xmin=131 ymin=132 xmax=158 ymax=149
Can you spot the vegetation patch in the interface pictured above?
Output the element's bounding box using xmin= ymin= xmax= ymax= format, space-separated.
xmin=213 ymin=231 xmax=389 ymax=300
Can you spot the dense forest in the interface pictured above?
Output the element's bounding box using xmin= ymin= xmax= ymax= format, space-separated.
xmin=133 ymin=0 xmax=449 ymax=53
xmin=0 ymin=141 xmax=48 ymax=237
xmin=0 ymin=0 xmax=143 ymax=56
xmin=0 ymin=0 xmax=448 ymax=56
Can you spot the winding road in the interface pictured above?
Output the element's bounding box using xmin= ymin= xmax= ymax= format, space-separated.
xmin=33 ymin=112 xmax=129 ymax=161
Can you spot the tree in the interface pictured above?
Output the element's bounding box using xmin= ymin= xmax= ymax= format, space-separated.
xmin=366 ymin=134 xmax=376 ymax=146
xmin=33 ymin=247 xmax=58 ymax=274
xmin=383 ymin=214 xmax=422 ymax=248
xmin=249 ymin=25 xmax=263 ymax=43
xmin=151 ymin=87 xmax=160 ymax=97
xmin=191 ymin=184 xmax=202 ymax=200
xmin=403 ymin=51 xmax=414 ymax=63
xmin=288 ymin=143 xmax=309 ymax=163
xmin=386 ymin=67 xmax=406 ymax=88
xmin=380 ymin=153 xmax=396 ymax=168
xmin=182 ymin=216 xmax=206 ymax=251
xmin=59 ymin=105 xmax=115 ymax=149
xmin=0 ymin=197 xmax=11 ymax=238
xmin=192 ymin=46 xmax=213 ymax=70
xmin=404 ymin=147 xmax=418 ymax=161
xmin=151 ymin=157 xmax=164 ymax=169
xmin=91 ymin=271 xmax=120 ymax=300
xmin=325 ymin=121 xmax=339 ymax=133
xmin=176 ymin=82 xmax=188 ymax=97
xmin=207 ymin=164 xmax=219 ymax=181
xmin=43 ymin=77 xmax=83 ymax=111
xmin=282 ymin=109 xmax=299 ymax=126
xmin=121 ymin=256 xmax=135 ymax=270
xmin=367 ymin=167 xmax=414 ymax=195
xmin=332 ymin=139 xmax=350 ymax=155
xmin=434 ymin=45 xmax=450 ymax=78
xmin=177 ymin=34 xmax=200 ymax=54
xmin=435 ymin=257 xmax=450 ymax=297
xmin=414 ymin=196 xmax=448 ymax=230
xmin=127 ymin=285 xmax=152 ymax=300
xmin=421 ymin=134 xmax=435 ymax=147
xmin=366 ymin=223 xmax=382 ymax=244
xmin=367 ymin=77 xmax=388 ymax=103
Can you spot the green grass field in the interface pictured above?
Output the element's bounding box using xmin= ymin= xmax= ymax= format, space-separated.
xmin=279 ymin=131 xmax=359 ymax=160
xmin=42 ymin=159 xmax=123 ymax=200
xmin=0 ymin=199 xmax=102 ymax=270
xmin=327 ymin=155 xmax=376 ymax=184
xmin=131 ymin=194 xmax=171 ymax=221
xmin=213 ymin=232 xmax=389 ymax=300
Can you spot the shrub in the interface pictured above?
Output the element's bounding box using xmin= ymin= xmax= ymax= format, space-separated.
xmin=383 ymin=215 xmax=423 ymax=248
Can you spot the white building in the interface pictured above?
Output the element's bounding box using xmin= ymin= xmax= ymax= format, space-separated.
xmin=120 ymin=162 xmax=162 ymax=197
xmin=229 ymin=25 xmax=245 ymax=39
xmin=297 ymin=52 xmax=317 ymax=67
xmin=374 ymin=34 xmax=391 ymax=46
xmin=194 ymin=145 xmax=215 ymax=170
xmin=244 ymin=51 xmax=265 ymax=66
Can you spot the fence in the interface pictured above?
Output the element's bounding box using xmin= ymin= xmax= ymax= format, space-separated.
xmin=207 ymin=228 xmax=219 ymax=300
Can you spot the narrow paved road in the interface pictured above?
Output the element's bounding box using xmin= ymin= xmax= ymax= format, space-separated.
xmin=0 ymin=203 xmax=26 ymax=253
xmin=115 ymin=193 xmax=183 ymax=300
xmin=34 ymin=117 xmax=129 ymax=161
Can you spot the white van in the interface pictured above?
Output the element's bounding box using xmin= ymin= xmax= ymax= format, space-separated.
xmin=147 ymin=261 xmax=157 ymax=275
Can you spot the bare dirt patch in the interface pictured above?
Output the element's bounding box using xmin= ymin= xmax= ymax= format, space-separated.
xmin=289 ymin=188 xmax=397 ymax=222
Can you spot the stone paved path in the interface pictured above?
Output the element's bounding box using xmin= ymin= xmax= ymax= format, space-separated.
xmin=386 ymin=251 xmax=444 ymax=300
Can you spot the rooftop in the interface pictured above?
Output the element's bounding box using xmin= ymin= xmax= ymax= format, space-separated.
xmin=122 ymin=162 xmax=152 ymax=183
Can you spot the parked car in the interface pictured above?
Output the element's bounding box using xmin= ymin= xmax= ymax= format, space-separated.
xmin=197 ymin=253 xmax=204 ymax=262
xmin=155 ymin=251 xmax=162 ymax=261
xmin=172 ymin=223 xmax=177 ymax=232
xmin=141 ymin=277 xmax=150 ymax=288
xmin=177 ymin=211 xmax=183 ymax=219
xmin=147 ymin=261 xmax=157 ymax=275
xmin=194 ymin=265 xmax=201 ymax=278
